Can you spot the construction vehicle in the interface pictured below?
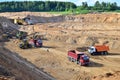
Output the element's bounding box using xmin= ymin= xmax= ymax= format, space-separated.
xmin=68 ymin=50 xmax=90 ymax=66
xmin=14 ymin=18 xmax=27 ymax=25
xmin=88 ymin=45 xmax=109 ymax=55
xmin=16 ymin=31 xmax=27 ymax=40
xmin=19 ymin=39 xmax=32 ymax=49
xmin=14 ymin=16 xmax=34 ymax=25
xmin=35 ymin=38 xmax=43 ymax=47
xmin=19 ymin=37 xmax=43 ymax=49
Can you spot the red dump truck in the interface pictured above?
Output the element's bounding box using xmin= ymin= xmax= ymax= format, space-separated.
xmin=88 ymin=45 xmax=109 ymax=55
xmin=68 ymin=50 xmax=90 ymax=66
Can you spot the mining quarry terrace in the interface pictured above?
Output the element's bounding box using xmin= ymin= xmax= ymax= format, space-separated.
xmin=0 ymin=12 xmax=120 ymax=80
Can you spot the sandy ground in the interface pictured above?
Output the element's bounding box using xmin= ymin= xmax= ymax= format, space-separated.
xmin=4 ymin=39 xmax=120 ymax=80
xmin=0 ymin=12 xmax=120 ymax=80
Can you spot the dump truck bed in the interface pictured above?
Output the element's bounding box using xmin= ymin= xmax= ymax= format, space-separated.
xmin=95 ymin=45 xmax=109 ymax=52
xmin=68 ymin=50 xmax=84 ymax=59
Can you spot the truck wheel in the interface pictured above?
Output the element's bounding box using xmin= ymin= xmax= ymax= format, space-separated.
xmin=76 ymin=61 xmax=79 ymax=64
xmin=70 ymin=57 xmax=73 ymax=62
xmin=68 ymin=57 xmax=71 ymax=61
xmin=104 ymin=51 xmax=108 ymax=55
xmin=101 ymin=52 xmax=105 ymax=55
xmin=71 ymin=58 xmax=74 ymax=62
xmin=28 ymin=44 xmax=32 ymax=48
xmin=91 ymin=53 xmax=94 ymax=55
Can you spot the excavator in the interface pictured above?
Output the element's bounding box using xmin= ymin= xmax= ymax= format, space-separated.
xmin=16 ymin=31 xmax=27 ymax=40
xmin=18 ymin=33 xmax=43 ymax=49
xmin=14 ymin=17 xmax=27 ymax=25
xmin=14 ymin=16 xmax=34 ymax=25
xmin=19 ymin=39 xmax=32 ymax=49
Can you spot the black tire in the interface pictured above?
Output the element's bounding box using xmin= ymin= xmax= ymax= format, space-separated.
xmin=28 ymin=44 xmax=32 ymax=48
xmin=71 ymin=58 xmax=74 ymax=62
xmin=101 ymin=52 xmax=104 ymax=55
xmin=69 ymin=57 xmax=72 ymax=62
xmin=19 ymin=44 xmax=24 ymax=49
xmin=76 ymin=61 xmax=79 ymax=64
xmin=91 ymin=53 xmax=94 ymax=55
xmin=104 ymin=51 xmax=108 ymax=55
xmin=68 ymin=57 xmax=71 ymax=61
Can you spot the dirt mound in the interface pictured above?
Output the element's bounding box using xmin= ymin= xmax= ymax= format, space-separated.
xmin=0 ymin=12 xmax=60 ymax=19
xmin=92 ymin=71 xmax=120 ymax=80
xmin=25 ymin=15 xmax=65 ymax=24
xmin=0 ymin=17 xmax=18 ymax=41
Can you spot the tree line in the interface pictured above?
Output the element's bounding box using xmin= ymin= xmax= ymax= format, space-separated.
xmin=0 ymin=1 xmax=119 ymax=12
xmin=0 ymin=1 xmax=77 ymax=12
xmin=80 ymin=1 xmax=118 ymax=11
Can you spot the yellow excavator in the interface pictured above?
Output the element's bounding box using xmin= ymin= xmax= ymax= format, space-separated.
xmin=14 ymin=16 xmax=35 ymax=25
xmin=14 ymin=17 xmax=27 ymax=25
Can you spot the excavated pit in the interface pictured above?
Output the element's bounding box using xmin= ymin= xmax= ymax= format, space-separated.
xmin=0 ymin=17 xmax=55 ymax=80
xmin=0 ymin=45 xmax=55 ymax=80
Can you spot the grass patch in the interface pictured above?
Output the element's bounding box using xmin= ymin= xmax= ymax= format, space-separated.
xmin=49 ymin=10 xmax=90 ymax=15
xmin=49 ymin=11 xmax=72 ymax=15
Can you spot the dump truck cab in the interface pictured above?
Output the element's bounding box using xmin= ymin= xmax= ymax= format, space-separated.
xmin=68 ymin=50 xmax=90 ymax=66
xmin=88 ymin=46 xmax=96 ymax=54
xmin=78 ymin=54 xmax=89 ymax=66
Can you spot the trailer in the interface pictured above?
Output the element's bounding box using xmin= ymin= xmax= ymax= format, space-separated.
xmin=68 ymin=50 xmax=90 ymax=66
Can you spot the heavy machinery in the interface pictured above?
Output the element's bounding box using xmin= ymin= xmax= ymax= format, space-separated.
xmin=35 ymin=39 xmax=43 ymax=47
xmin=14 ymin=16 xmax=34 ymax=25
xmin=19 ymin=39 xmax=32 ymax=49
xmin=16 ymin=31 xmax=27 ymax=40
xmin=14 ymin=18 xmax=27 ymax=25
xmin=68 ymin=50 xmax=90 ymax=66
xmin=19 ymin=37 xmax=43 ymax=49
xmin=88 ymin=45 xmax=109 ymax=55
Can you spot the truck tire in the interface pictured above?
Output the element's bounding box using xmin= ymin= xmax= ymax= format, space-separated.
xmin=68 ymin=57 xmax=71 ymax=61
xmin=101 ymin=52 xmax=104 ymax=55
xmin=91 ymin=53 xmax=94 ymax=55
xmin=70 ymin=58 xmax=72 ymax=62
xmin=28 ymin=44 xmax=32 ymax=48
xmin=71 ymin=58 xmax=74 ymax=62
xmin=76 ymin=61 xmax=79 ymax=64
xmin=104 ymin=51 xmax=108 ymax=55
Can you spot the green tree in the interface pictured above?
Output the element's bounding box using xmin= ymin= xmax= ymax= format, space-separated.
xmin=111 ymin=2 xmax=117 ymax=10
xmin=94 ymin=1 xmax=101 ymax=10
xmin=101 ymin=2 xmax=107 ymax=10
xmin=81 ymin=2 xmax=88 ymax=10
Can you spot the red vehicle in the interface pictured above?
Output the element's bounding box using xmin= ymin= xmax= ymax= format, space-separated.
xmin=68 ymin=50 xmax=90 ymax=66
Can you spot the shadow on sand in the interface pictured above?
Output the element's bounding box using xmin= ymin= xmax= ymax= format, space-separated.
xmin=87 ymin=61 xmax=104 ymax=67
xmin=108 ymin=53 xmax=120 ymax=56
xmin=42 ymin=46 xmax=57 ymax=49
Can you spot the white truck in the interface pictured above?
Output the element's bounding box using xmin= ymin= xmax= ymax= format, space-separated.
xmin=88 ymin=45 xmax=109 ymax=55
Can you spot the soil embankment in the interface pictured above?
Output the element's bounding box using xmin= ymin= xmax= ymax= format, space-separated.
xmin=0 ymin=45 xmax=55 ymax=80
